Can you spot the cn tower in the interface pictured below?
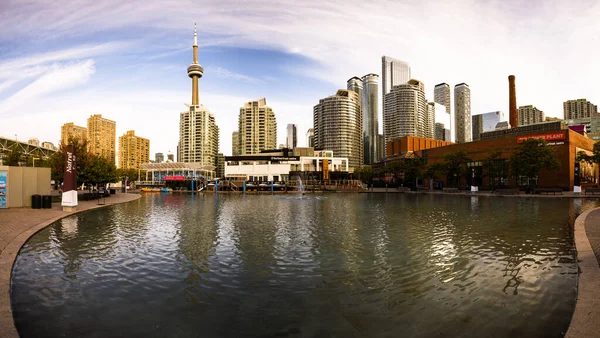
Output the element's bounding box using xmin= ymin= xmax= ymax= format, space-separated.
xmin=187 ymin=23 xmax=203 ymax=105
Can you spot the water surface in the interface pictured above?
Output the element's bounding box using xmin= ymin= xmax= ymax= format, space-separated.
xmin=11 ymin=194 xmax=599 ymax=337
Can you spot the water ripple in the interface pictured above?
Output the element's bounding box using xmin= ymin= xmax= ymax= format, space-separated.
xmin=10 ymin=194 xmax=600 ymax=337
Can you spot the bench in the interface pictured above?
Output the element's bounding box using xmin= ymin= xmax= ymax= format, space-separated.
xmin=397 ymin=187 xmax=411 ymax=192
xmin=443 ymin=188 xmax=460 ymax=193
xmin=584 ymin=188 xmax=600 ymax=195
xmin=494 ymin=188 xmax=520 ymax=195
xmin=535 ymin=188 xmax=563 ymax=195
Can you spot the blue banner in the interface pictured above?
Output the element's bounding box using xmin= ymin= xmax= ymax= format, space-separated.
xmin=0 ymin=171 xmax=7 ymax=208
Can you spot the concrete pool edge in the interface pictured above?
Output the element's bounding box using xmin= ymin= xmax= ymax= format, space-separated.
xmin=0 ymin=192 xmax=141 ymax=338
xmin=566 ymin=207 xmax=600 ymax=338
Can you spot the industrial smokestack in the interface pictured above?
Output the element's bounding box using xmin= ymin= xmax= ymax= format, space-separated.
xmin=508 ymin=75 xmax=517 ymax=128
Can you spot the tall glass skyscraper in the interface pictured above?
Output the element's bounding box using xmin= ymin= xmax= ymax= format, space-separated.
xmin=381 ymin=56 xmax=411 ymax=96
xmin=383 ymin=79 xmax=430 ymax=141
xmin=472 ymin=111 xmax=504 ymax=141
xmin=286 ymin=124 xmax=297 ymax=149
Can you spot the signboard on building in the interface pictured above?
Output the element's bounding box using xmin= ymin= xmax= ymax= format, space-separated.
xmin=61 ymin=145 xmax=78 ymax=208
xmin=516 ymin=132 xmax=566 ymax=144
xmin=323 ymin=159 xmax=329 ymax=180
xmin=164 ymin=176 xmax=185 ymax=181
xmin=0 ymin=171 xmax=7 ymax=208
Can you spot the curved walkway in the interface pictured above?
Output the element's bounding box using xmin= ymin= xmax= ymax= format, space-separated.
xmin=566 ymin=207 xmax=600 ymax=337
xmin=0 ymin=192 xmax=140 ymax=337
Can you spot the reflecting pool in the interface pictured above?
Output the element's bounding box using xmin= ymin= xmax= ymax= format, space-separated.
xmin=11 ymin=194 xmax=600 ymax=337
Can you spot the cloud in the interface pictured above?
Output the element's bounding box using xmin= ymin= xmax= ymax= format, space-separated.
xmin=210 ymin=66 xmax=263 ymax=84
xmin=2 ymin=0 xmax=600 ymax=157
xmin=0 ymin=60 xmax=96 ymax=115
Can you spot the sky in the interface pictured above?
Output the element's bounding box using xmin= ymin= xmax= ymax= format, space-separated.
xmin=1 ymin=0 xmax=599 ymax=159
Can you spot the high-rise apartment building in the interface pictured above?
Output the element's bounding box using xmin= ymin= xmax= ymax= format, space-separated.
xmin=238 ymin=98 xmax=277 ymax=154
xmin=118 ymin=130 xmax=150 ymax=169
xmin=518 ymin=105 xmax=545 ymax=126
xmin=434 ymin=83 xmax=451 ymax=115
xmin=381 ymin=56 xmax=410 ymax=96
xmin=216 ymin=153 xmax=225 ymax=178
xmin=454 ymin=83 xmax=471 ymax=143
xmin=472 ymin=111 xmax=504 ymax=141
xmin=313 ymin=90 xmax=362 ymax=170
xmin=286 ymin=124 xmax=297 ymax=149
xmin=87 ymin=114 xmax=116 ymax=163
xmin=155 ymin=153 xmax=164 ymax=163
xmin=346 ymin=77 xmax=363 ymax=99
xmin=563 ymin=99 xmax=598 ymax=120
xmin=61 ymin=122 xmax=87 ymax=146
xmin=231 ymin=131 xmax=241 ymax=156
xmin=362 ymin=74 xmax=380 ymax=164
xmin=306 ymin=128 xmax=314 ymax=148
xmin=179 ymin=25 xmax=219 ymax=166
xmin=383 ymin=79 xmax=431 ymax=142
xmin=431 ymin=102 xmax=450 ymax=141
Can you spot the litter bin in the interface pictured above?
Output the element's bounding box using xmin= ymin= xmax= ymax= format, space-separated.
xmin=110 ymin=188 xmax=116 ymax=195
xmin=31 ymin=194 xmax=42 ymax=209
xmin=42 ymin=195 xmax=52 ymax=209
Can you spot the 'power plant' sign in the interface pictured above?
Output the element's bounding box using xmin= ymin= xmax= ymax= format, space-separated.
xmin=516 ymin=132 xmax=566 ymax=144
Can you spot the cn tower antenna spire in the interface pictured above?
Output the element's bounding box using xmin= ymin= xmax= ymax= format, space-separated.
xmin=194 ymin=23 xmax=197 ymax=46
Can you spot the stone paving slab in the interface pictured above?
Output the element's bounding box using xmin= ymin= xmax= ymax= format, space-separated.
xmin=0 ymin=192 xmax=140 ymax=338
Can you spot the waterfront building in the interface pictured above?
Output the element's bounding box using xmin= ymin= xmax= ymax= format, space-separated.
xmin=139 ymin=162 xmax=215 ymax=184
xmin=286 ymin=124 xmax=297 ymax=149
xmin=178 ymin=25 xmax=219 ymax=166
xmin=454 ymin=83 xmax=471 ymax=143
xmin=472 ymin=111 xmax=505 ymax=141
xmin=232 ymin=131 xmax=241 ymax=156
xmin=155 ymin=153 xmax=164 ymax=163
xmin=224 ymin=148 xmax=349 ymax=182
xmin=313 ymin=89 xmax=363 ymax=171
xmin=383 ymin=79 xmax=430 ymax=143
xmin=61 ymin=122 xmax=87 ymax=146
xmin=87 ymin=114 xmax=116 ymax=163
xmin=362 ymin=73 xmax=380 ymax=164
xmin=563 ymin=99 xmax=598 ymax=120
xmin=381 ymin=56 xmax=410 ymax=96
xmin=118 ymin=130 xmax=150 ymax=170
xmin=518 ymin=105 xmax=545 ymax=126
xmin=238 ymin=98 xmax=277 ymax=155
xmin=306 ymin=128 xmax=314 ymax=147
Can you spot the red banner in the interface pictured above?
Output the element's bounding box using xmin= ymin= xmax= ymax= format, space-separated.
xmin=164 ymin=176 xmax=185 ymax=181
xmin=517 ymin=131 xmax=566 ymax=144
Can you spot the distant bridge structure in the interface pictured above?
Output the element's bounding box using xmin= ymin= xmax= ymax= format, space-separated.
xmin=0 ymin=136 xmax=58 ymax=164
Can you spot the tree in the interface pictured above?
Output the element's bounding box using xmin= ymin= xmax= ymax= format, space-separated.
xmin=3 ymin=145 xmax=23 ymax=166
xmin=443 ymin=150 xmax=472 ymax=188
xmin=509 ymin=138 xmax=560 ymax=187
xmin=576 ymin=142 xmax=600 ymax=165
xmin=424 ymin=162 xmax=445 ymax=189
xmin=80 ymin=155 xmax=119 ymax=188
xmin=399 ymin=158 xmax=425 ymax=188
xmin=482 ymin=150 xmax=506 ymax=191
xmin=353 ymin=165 xmax=373 ymax=184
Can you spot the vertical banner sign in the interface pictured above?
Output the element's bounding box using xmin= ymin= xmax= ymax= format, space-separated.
xmin=574 ymin=162 xmax=581 ymax=193
xmin=0 ymin=171 xmax=7 ymax=208
xmin=61 ymin=145 xmax=78 ymax=207
xmin=323 ymin=159 xmax=329 ymax=180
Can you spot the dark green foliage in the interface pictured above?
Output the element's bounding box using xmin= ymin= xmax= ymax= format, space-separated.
xmin=509 ymin=138 xmax=560 ymax=186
